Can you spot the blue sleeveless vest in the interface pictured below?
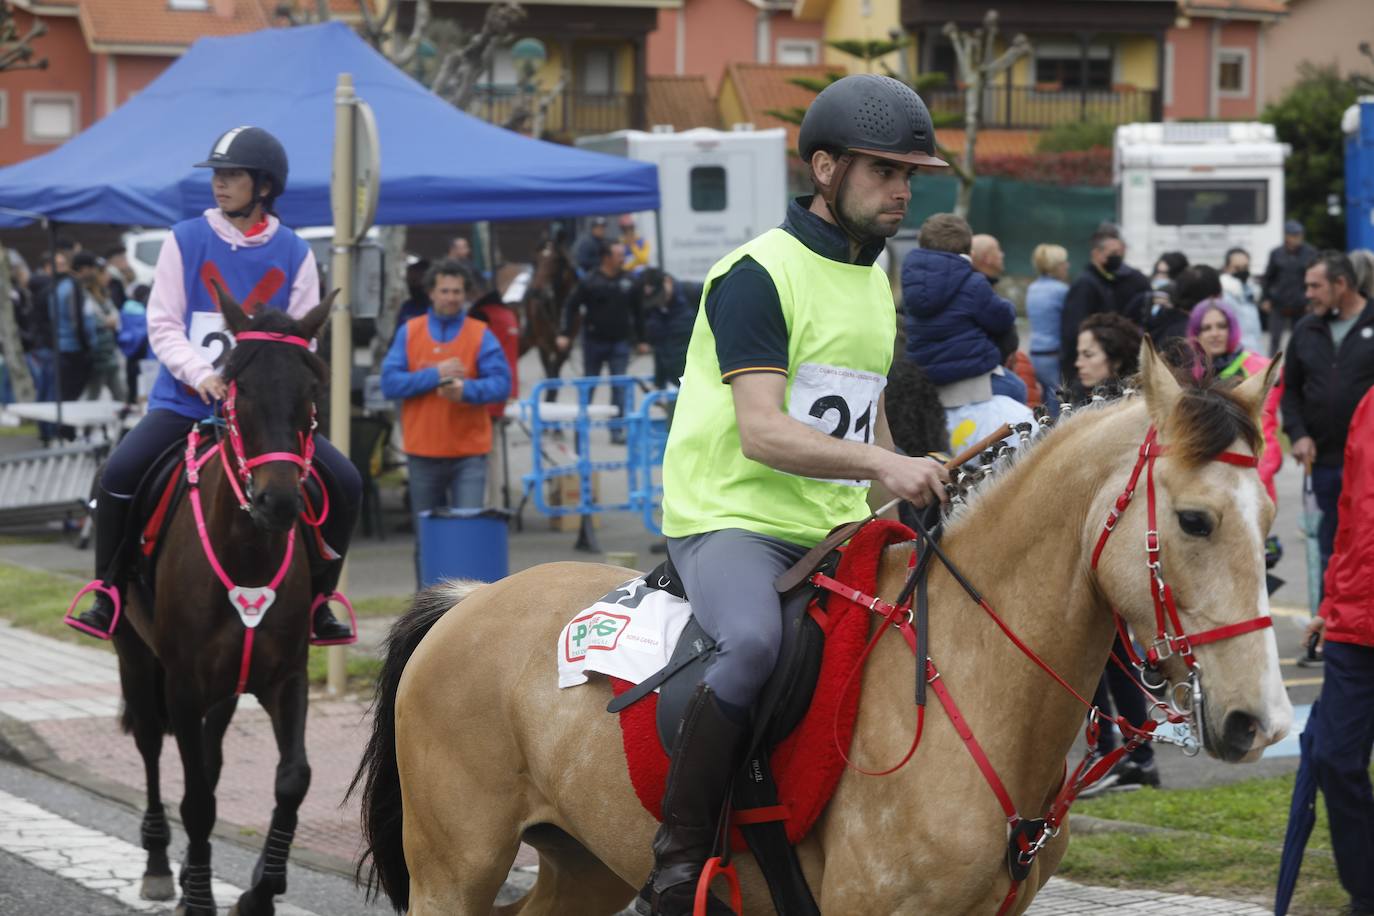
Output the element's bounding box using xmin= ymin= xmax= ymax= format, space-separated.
xmin=148 ymin=217 xmax=310 ymax=419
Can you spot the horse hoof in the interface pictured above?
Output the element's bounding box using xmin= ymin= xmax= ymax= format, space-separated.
xmin=140 ymin=873 xmax=175 ymax=900
xmin=229 ymin=894 xmax=274 ymax=916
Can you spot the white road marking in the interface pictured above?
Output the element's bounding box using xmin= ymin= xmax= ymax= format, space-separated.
xmin=0 ymin=788 xmax=319 ymax=914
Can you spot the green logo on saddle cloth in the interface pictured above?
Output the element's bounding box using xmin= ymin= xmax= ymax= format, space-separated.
xmin=563 ymin=611 xmax=632 ymax=663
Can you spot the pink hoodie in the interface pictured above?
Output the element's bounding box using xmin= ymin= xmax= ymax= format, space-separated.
xmin=146 ymin=208 xmax=319 ymax=390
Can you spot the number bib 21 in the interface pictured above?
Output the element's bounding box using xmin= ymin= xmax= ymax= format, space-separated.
xmin=787 ymin=362 xmax=886 ymax=487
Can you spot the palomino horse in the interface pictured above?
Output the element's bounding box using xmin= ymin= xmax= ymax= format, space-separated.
xmin=114 ymin=287 xmax=333 ymax=916
xmin=518 ymin=234 xmax=578 ymax=399
xmin=353 ymin=343 xmax=1292 ymax=914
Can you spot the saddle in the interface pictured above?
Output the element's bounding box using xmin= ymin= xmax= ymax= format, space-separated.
xmin=607 ymin=520 xmax=920 ymax=916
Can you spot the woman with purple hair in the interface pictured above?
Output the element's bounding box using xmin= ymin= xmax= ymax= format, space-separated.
xmin=1188 ymin=295 xmax=1284 ymax=503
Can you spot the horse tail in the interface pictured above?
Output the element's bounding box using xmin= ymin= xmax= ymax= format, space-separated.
xmin=348 ymin=579 xmax=485 ymax=911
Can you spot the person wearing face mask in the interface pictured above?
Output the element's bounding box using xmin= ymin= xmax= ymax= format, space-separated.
xmin=1124 ymin=251 xmax=1187 ymax=327
xmin=1219 ymin=247 xmax=1264 ymax=353
xmin=1058 ymin=225 xmax=1149 ymax=383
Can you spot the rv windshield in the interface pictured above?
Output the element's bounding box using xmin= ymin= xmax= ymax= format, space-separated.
xmin=1154 ymin=179 xmax=1268 ymax=225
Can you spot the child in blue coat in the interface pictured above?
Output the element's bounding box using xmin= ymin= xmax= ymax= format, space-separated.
xmin=902 ymin=214 xmax=1026 ymax=403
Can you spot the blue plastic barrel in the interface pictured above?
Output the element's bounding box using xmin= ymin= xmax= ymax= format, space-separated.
xmin=417 ymin=508 xmax=510 ymax=587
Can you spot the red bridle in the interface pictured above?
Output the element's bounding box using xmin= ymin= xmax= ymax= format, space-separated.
xmin=220 ymin=330 xmax=325 ymax=525
xmin=1091 ymin=426 xmax=1273 ymax=675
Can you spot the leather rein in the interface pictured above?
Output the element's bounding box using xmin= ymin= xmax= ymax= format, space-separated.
xmin=808 ymin=424 xmax=1271 ymax=916
xmin=186 ymin=330 xmax=326 ymax=696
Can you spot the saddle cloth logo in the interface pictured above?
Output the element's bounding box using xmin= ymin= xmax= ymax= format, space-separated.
xmin=557 ymin=577 xmax=693 ymax=689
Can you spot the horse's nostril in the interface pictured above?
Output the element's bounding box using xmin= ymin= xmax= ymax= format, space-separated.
xmin=1221 ymin=710 xmax=1261 ymax=760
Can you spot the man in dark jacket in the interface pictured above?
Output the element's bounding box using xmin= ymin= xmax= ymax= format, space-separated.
xmin=1282 ymin=251 xmax=1374 ymax=582
xmin=1059 ymin=226 xmax=1150 ymax=381
xmin=640 ymin=268 xmax=698 ymax=389
xmin=1262 ymin=219 xmax=1318 ymax=356
xmin=571 ymin=217 xmax=608 ymax=278
xmin=557 ymin=242 xmax=645 ymax=442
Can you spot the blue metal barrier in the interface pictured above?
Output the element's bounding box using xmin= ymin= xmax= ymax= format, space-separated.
xmin=520 ymin=376 xmax=677 ymax=544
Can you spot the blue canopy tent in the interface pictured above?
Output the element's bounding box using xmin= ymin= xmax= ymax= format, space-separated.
xmin=0 ymin=22 xmax=659 ymax=228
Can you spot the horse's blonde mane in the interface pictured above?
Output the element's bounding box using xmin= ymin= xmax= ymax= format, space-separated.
xmin=941 ymin=396 xmax=1134 ymax=535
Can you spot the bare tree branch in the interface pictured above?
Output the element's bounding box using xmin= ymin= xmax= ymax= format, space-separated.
xmin=0 ymin=2 xmax=48 ymax=73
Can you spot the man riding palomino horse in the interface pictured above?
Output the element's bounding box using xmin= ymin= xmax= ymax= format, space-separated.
xmin=68 ymin=126 xmax=358 ymax=644
xmin=642 ymin=73 xmax=951 ymax=915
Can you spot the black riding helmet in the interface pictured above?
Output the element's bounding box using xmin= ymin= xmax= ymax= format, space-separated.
xmin=799 ymin=75 xmax=947 ymax=242
xmin=194 ymin=126 xmax=289 ymax=217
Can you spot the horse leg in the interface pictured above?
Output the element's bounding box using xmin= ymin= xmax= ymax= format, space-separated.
xmin=497 ymin=827 xmax=636 ymax=916
xmin=168 ymin=696 xmax=218 ymax=916
xmin=115 ymin=643 xmax=175 ymax=901
xmin=230 ymin=673 xmax=310 ymax=916
xmin=201 ymin=695 xmax=239 ymax=791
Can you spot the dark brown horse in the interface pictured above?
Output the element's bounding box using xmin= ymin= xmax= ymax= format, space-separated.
xmin=518 ymin=233 xmax=579 ymax=399
xmin=114 ymin=286 xmax=332 ymax=916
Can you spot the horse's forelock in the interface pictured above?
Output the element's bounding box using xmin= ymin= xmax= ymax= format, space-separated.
xmin=1162 ymin=382 xmax=1262 ymax=467
xmin=224 ymin=310 xmax=326 ymax=387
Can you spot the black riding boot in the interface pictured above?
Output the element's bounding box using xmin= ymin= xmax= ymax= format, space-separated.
xmin=73 ymin=489 xmax=133 ymax=635
xmin=635 ymin=684 xmax=746 ymax=916
xmin=309 ymin=559 xmax=355 ymax=642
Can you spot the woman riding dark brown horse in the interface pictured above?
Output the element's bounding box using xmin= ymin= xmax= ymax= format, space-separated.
xmin=110 ymin=289 xmax=337 ymax=916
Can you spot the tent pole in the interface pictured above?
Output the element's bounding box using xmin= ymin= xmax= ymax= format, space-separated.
xmin=653 ymin=208 xmax=663 ymax=272
xmin=48 ymin=219 xmax=63 ymax=439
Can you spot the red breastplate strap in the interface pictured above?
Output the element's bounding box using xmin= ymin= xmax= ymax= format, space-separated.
xmin=1091 ymin=427 xmax=1272 ymax=670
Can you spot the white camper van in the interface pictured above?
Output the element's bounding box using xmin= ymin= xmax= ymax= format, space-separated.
xmin=576 ymin=127 xmax=787 ymax=283
xmin=1114 ymin=122 xmax=1289 ymax=274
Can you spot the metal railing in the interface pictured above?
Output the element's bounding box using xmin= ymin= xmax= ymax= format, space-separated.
xmin=924 ymin=85 xmax=1159 ymax=130
xmin=473 ymin=88 xmax=644 ymax=136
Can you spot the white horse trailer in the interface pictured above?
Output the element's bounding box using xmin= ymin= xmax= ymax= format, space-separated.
xmin=576 ymin=127 xmax=787 ymax=283
xmin=1115 ymin=122 xmax=1290 ymax=274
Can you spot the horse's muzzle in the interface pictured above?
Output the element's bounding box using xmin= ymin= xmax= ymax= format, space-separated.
xmin=252 ymin=488 xmax=302 ymax=533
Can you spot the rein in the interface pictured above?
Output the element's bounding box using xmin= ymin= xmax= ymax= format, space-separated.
xmin=190 ymin=329 xmax=325 ymax=696
xmin=810 ymin=423 xmax=1272 ymax=915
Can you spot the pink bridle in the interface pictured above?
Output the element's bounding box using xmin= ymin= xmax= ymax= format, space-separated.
xmin=220 ymin=331 xmax=327 ymax=526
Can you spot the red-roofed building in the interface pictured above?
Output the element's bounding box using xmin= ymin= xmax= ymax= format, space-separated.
xmin=0 ymin=1 xmax=379 ymax=167
xmin=1164 ymin=0 xmax=1287 ymax=120
xmin=0 ymin=0 xmax=270 ymax=166
xmin=716 ymin=61 xmax=840 ymax=150
xmin=646 ymin=0 xmax=824 ymax=94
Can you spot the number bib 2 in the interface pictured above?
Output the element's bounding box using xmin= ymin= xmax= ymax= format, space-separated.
xmin=788 ymin=362 xmax=886 ymax=487
xmin=188 ymin=311 xmax=235 ymax=372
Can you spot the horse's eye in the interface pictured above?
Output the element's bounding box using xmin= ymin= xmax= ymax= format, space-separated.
xmin=1176 ymin=510 xmax=1214 ymax=538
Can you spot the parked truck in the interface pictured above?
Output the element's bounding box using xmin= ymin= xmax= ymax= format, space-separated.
xmin=1115 ymin=122 xmax=1290 ymax=274
xmin=576 ymin=127 xmax=787 ymax=283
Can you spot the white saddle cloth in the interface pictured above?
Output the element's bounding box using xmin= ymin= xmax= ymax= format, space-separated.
xmin=556 ymin=575 xmax=693 ymax=690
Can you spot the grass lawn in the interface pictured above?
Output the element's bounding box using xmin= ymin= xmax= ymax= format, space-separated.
xmin=1062 ymin=774 xmax=1344 ymax=915
xmin=0 ymin=560 xmax=398 ymax=692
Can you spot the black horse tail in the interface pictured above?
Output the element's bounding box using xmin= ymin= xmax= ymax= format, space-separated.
xmin=348 ymin=579 xmax=484 ymax=912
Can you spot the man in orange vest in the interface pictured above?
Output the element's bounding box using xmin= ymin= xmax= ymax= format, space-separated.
xmin=381 ymin=260 xmax=512 ymax=584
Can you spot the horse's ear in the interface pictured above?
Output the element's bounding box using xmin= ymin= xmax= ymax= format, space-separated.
xmin=1233 ymin=352 xmax=1283 ymax=421
xmin=212 ymin=278 xmax=251 ymax=335
xmin=1138 ymin=336 xmax=1181 ymax=427
xmin=298 ymin=289 xmax=338 ymax=342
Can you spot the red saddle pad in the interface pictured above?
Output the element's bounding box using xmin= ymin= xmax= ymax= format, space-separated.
xmin=610 ymin=519 xmax=915 ymax=847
